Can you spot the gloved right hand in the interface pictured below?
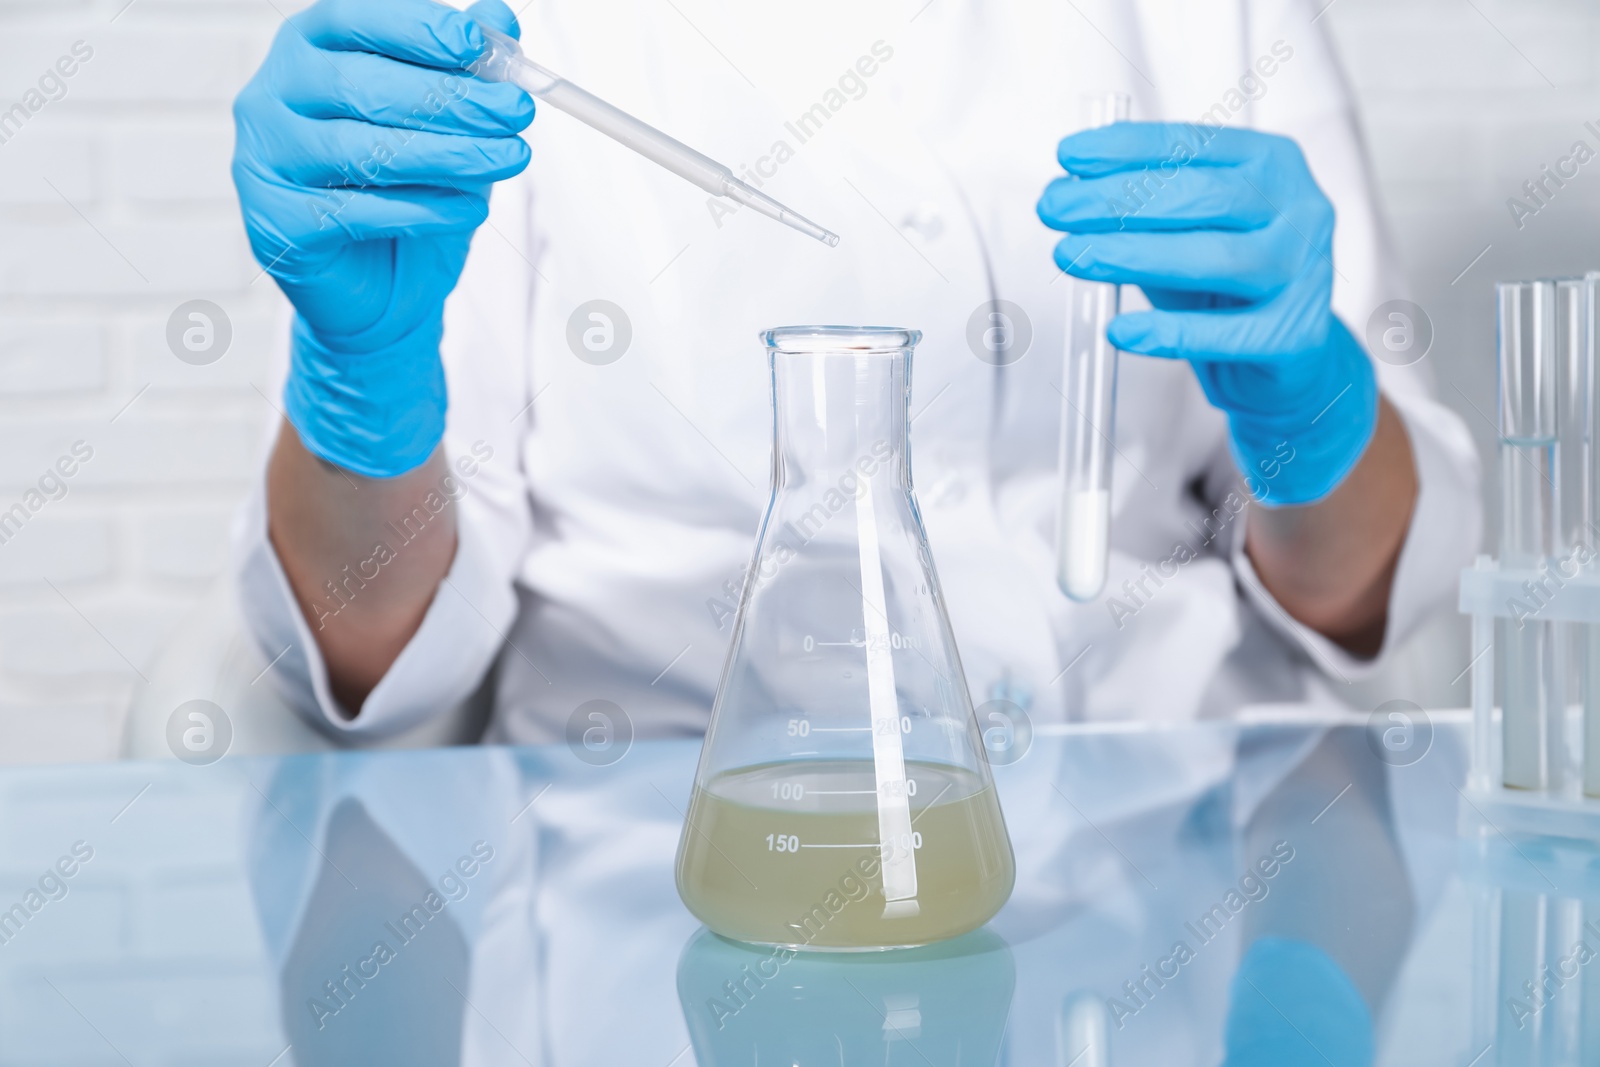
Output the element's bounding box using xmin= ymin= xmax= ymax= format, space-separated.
xmin=233 ymin=0 xmax=534 ymax=478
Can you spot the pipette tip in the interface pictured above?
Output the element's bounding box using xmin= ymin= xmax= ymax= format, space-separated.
xmin=723 ymin=178 xmax=839 ymax=248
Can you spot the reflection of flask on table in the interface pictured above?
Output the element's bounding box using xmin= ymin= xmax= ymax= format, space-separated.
xmin=675 ymin=326 xmax=1014 ymax=951
xmin=1498 ymin=280 xmax=1560 ymax=790
xmin=1057 ymin=92 xmax=1130 ymax=601
xmin=676 ymin=927 xmax=1015 ymax=1064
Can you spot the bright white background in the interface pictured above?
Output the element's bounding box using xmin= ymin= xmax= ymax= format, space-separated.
xmin=0 ymin=0 xmax=1593 ymax=763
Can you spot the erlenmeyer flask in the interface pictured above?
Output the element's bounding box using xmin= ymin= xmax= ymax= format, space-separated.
xmin=676 ymin=325 xmax=1015 ymax=951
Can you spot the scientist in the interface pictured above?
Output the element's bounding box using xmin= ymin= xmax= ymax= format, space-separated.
xmin=230 ymin=0 xmax=1479 ymax=742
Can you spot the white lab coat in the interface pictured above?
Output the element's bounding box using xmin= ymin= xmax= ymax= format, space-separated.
xmin=236 ymin=0 xmax=1481 ymax=743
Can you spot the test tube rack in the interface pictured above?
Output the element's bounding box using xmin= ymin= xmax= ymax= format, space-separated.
xmin=1460 ymin=555 xmax=1600 ymax=840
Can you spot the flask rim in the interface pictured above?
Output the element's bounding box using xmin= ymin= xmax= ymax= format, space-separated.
xmin=761 ymin=325 xmax=921 ymax=354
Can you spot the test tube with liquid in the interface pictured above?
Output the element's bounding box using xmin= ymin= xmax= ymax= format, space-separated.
xmin=1498 ymin=280 xmax=1559 ymax=790
xmin=1056 ymin=91 xmax=1130 ymax=601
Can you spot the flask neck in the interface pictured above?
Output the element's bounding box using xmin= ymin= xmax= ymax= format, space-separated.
xmin=771 ymin=350 xmax=911 ymax=490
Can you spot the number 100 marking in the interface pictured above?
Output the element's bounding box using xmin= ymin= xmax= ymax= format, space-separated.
xmin=881 ymin=831 xmax=923 ymax=857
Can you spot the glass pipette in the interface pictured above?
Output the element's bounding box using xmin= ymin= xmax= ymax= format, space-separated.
xmin=469 ymin=27 xmax=840 ymax=247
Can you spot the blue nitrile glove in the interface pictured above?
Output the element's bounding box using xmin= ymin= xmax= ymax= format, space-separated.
xmin=1037 ymin=124 xmax=1378 ymax=506
xmin=232 ymin=0 xmax=534 ymax=478
xmin=1221 ymin=937 xmax=1374 ymax=1067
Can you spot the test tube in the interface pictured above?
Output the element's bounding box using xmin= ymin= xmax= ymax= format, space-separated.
xmin=1056 ymin=91 xmax=1130 ymax=602
xmin=1498 ymin=280 xmax=1558 ymax=790
xmin=1583 ymin=272 xmax=1600 ymax=797
xmin=1555 ymin=278 xmax=1585 ymax=793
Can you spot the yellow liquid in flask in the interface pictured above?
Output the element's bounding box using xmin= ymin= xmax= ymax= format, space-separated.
xmin=676 ymin=760 xmax=1014 ymax=950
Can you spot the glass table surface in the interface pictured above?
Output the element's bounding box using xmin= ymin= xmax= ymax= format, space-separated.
xmin=0 ymin=715 xmax=1587 ymax=1066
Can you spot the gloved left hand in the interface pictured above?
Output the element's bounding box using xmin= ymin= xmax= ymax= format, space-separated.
xmin=1037 ymin=124 xmax=1377 ymax=506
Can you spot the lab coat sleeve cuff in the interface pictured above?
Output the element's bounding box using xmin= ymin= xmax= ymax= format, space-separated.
xmin=1229 ymin=386 xmax=1482 ymax=681
xmin=234 ymin=481 xmax=516 ymax=739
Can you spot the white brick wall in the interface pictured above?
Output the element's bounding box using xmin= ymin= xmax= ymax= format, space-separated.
xmin=0 ymin=0 xmax=1588 ymax=761
xmin=0 ymin=0 xmax=290 ymax=764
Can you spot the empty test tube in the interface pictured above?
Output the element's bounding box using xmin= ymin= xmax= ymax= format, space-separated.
xmin=1056 ymin=92 xmax=1130 ymax=602
xmin=1583 ymin=273 xmax=1600 ymax=797
xmin=1498 ymin=280 xmax=1559 ymax=790
xmin=1555 ymin=277 xmax=1586 ymax=794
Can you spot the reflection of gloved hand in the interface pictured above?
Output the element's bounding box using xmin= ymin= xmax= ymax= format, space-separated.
xmin=1221 ymin=937 xmax=1374 ymax=1067
xmin=1037 ymin=124 xmax=1377 ymax=506
xmin=232 ymin=0 xmax=534 ymax=477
